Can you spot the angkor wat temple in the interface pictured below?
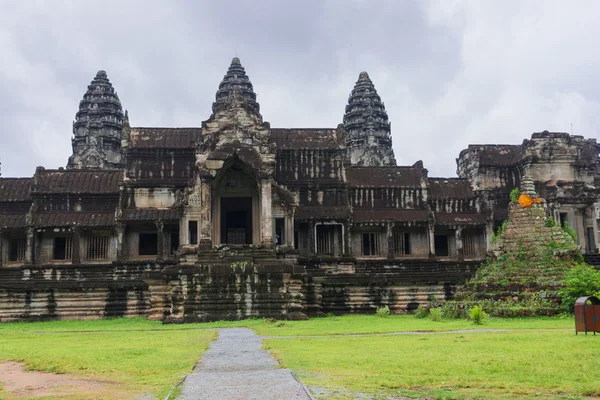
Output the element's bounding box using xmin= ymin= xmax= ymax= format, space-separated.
xmin=1 ymin=58 xmax=598 ymax=321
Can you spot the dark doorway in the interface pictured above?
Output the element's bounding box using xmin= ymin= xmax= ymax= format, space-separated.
xmin=221 ymin=197 xmax=253 ymax=244
xmin=586 ymin=227 xmax=595 ymax=253
xmin=434 ymin=235 xmax=449 ymax=256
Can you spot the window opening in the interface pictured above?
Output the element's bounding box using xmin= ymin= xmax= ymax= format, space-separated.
xmin=139 ymin=233 xmax=158 ymax=256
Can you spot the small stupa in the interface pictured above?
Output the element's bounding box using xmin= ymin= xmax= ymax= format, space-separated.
xmin=490 ymin=175 xmax=579 ymax=261
xmin=456 ymin=176 xmax=581 ymax=316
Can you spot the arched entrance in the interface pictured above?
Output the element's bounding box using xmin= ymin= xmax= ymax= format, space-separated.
xmin=212 ymin=160 xmax=260 ymax=245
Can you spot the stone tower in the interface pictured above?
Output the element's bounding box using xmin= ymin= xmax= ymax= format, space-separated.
xmin=343 ymin=71 xmax=396 ymax=166
xmin=212 ymin=57 xmax=260 ymax=115
xmin=67 ymin=71 xmax=124 ymax=170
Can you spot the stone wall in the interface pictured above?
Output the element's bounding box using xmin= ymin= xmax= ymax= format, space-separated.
xmin=0 ymin=257 xmax=480 ymax=322
xmin=0 ymin=262 xmax=160 ymax=321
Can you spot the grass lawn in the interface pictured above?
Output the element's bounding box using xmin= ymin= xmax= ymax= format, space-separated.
xmin=0 ymin=319 xmax=216 ymax=399
xmin=264 ymin=321 xmax=597 ymax=400
xmin=0 ymin=315 xmax=581 ymax=400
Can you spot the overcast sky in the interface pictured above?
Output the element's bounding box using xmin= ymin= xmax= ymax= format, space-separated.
xmin=2 ymin=0 xmax=600 ymax=178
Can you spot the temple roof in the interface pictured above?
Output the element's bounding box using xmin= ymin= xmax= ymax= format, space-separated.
xmin=428 ymin=178 xmax=475 ymax=199
xmin=212 ymin=57 xmax=260 ymax=114
xmin=129 ymin=128 xmax=202 ymax=149
xmin=270 ymin=128 xmax=342 ymax=149
xmin=34 ymin=212 xmax=116 ymax=228
xmin=353 ymin=209 xmax=429 ymax=223
xmin=347 ymin=166 xmax=423 ymax=187
xmin=34 ymin=169 xmax=121 ymax=194
xmin=0 ymin=178 xmax=32 ymax=202
xmin=74 ymin=70 xmax=124 ymax=132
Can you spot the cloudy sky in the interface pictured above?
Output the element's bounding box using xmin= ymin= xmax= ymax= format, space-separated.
xmin=1 ymin=0 xmax=600 ymax=178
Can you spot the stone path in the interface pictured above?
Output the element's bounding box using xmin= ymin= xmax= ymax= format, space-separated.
xmin=178 ymin=328 xmax=313 ymax=400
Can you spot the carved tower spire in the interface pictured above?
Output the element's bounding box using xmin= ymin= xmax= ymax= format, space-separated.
xmin=212 ymin=57 xmax=260 ymax=115
xmin=67 ymin=70 xmax=124 ymax=170
xmin=343 ymin=72 xmax=396 ymax=166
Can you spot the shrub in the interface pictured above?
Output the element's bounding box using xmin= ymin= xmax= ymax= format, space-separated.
xmin=545 ymin=216 xmax=556 ymax=228
xmin=414 ymin=306 xmax=429 ymax=319
xmin=376 ymin=305 xmax=391 ymax=317
xmin=563 ymin=222 xmax=577 ymax=241
xmin=440 ymin=302 xmax=466 ymax=319
xmin=326 ymin=312 xmax=335 ymax=318
xmin=429 ymin=307 xmax=443 ymax=322
xmin=558 ymin=263 xmax=600 ymax=312
xmin=491 ymin=220 xmax=508 ymax=244
xmin=469 ymin=305 xmax=488 ymax=325
xmin=510 ymin=187 xmax=521 ymax=204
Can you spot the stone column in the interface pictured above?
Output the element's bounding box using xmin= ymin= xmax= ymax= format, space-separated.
xmin=0 ymin=229 xmax=4 ymax=267
xmin=455 ymin=228 xmax=464 ymax=261
xmin=260 ymin=179 xmax=273 ymax=245
xmin=199 ymin=179 xmax=212 ymax=246
xmin=308 ymin=221 xmax=316 ymax=255
xmin=387 ymin=223 xmax=394 ymax=261
xmin=116 ymin=224 xmax=125 ymax=261
xmin=25 ymin=227 xmax=34 ymax=265
xmin=484 ymin=220 xmax=494 ymax=252
xmin=427 ymin=222 xmax=436 ymax=258
xmin=72 ymin=227 xmax=81 ymax=264
xmin=156 ymin=220 xmax=165 ymax=261
xmin=591 ymin=207 xmax=599 ymax=253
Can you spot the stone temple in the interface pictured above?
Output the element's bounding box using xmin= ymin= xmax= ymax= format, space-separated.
xmin=0 ymin=58 xmax=599 ymax=321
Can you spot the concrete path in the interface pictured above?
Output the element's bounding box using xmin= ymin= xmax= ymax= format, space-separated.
xmin=178 ymin=328 xmax=313 ymax=400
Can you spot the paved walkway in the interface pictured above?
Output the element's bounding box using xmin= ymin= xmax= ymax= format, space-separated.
xmin=178 ymin=328 xmax=313 ymax=400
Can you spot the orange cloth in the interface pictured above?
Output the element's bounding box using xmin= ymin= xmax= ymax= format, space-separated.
xmin=518 ymin=194 xmax=542 ymax=208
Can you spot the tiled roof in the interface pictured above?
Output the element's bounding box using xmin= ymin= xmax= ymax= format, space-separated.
xmin=295 ymin=206 xmax=350 ymax=220
xmin=347 ymin=166 xmax=423 ymax=187
xmin=34 ymin=212 xmax=116 ymax=228
xmin=434 ymin=213 xmax=486 ymax=226
xmin=429 ymin=178 xmax=474 ymax=198
xmin=34 ymin=170 xmax=121 ymax=194
xmin=271 ymin=128 xmax=342 ymax=149
xmin=0 ymin=214 xmax=27 ymax=229
xmin=122 ymin=208 xmax=179 ymax=221
xmin=0 ymin=178 xmax=32 ymax=202
xmin=129 ymin=128 xmax=201 ymax=149
xmin=353 ymin=209 xmax=429 ymax=222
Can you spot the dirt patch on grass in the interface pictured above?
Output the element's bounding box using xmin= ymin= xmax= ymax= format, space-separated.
xmin=0 ymin=361 xmax=127 ymax=399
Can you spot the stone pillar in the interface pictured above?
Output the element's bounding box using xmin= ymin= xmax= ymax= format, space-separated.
xmin=308 ymin=221 xmax=316 ymax=254
xmin=387 ymin=223 xmax=394 ymax=261
xmin=156 ymin=220 xmax=165 ymax=261
xmin=591 ymin=207 xmax=599 ymax=253
xmin=484 ymin=220 xmax=494 ymax=251
xmin=25 ymin=227 xmax=34 ymax=265
xmin=455 ymin=228 xmax=464 ymax=261
xmin=72 ymin=227 xmax=81 ymax=264
xmin=0 ymin=229 xmax=4 ymax=267
xmin=260 ymin=179 xmax=273 ymax=245
xmin=116 ymin=224 xmax=125 ymax=261
xmin=428 ymin=222 xmax=435 ymax=257
xmin=199 ymin=179 xmax=212 ymax=246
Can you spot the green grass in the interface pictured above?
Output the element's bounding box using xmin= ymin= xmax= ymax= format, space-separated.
xmin=0 ymin=315 xmax=579 ymax=399
xmin=0 ymin=318 xmax=217 ymax=399
xmin=265 ymin=328 xmax=597 ymax=399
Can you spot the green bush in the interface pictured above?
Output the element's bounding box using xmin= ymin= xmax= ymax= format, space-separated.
xmin=414 ymin=306 xmax=429 ymax=319
xmin=429 ymin=307 xmax=443 ymax=322
xmin=440 ymin=302 xmax=466 ymax=319
xmin=545 ymin=216 xmax=556 ymax=228
xmin=558 ymin=263 xmax=600 ymax=312
xmin=491 ymin=220 xmax=508 ymax=244
xmin=509 ymin=187 xmax=521 ymax=204
xmin=563 ymin=222 xmax=577 ymax=241
xmin=376 ymin=305 xmax=391 ymax=317
xmin=469 ymin=305 xmax=489 ymax=325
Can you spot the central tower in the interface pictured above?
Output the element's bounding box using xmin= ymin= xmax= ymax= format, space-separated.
xmin=343 ymin=72 xmax=396 ymax=166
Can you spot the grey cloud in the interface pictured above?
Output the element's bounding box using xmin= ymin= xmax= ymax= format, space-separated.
xmin=1 ymin=0 xmax=599 ymax=178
